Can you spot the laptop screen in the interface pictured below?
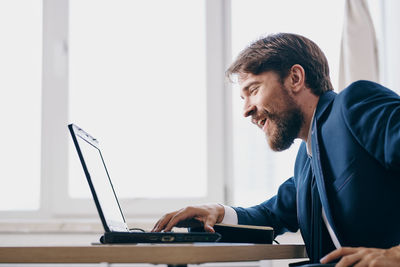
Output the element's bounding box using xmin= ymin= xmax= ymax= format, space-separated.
xmin=72 ymin=125 xmax=128 ymax=232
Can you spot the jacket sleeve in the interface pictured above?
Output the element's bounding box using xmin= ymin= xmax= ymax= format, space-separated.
xmin=341 ymin=81 xmax=400 ymax=172
xmin=232 ymin=177 xmax=298 ymax=236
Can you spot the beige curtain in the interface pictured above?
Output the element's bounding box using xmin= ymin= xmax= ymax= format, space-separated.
xmin=339 ymin=0 xmax=379 ymax=91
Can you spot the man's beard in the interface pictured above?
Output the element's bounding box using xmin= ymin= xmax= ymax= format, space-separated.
xmin=264 ymin=99 xmax=304 ymax=152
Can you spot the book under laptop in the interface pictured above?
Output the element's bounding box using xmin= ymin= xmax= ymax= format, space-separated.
xmin=68 ymin=123 xmax=221 ymax=244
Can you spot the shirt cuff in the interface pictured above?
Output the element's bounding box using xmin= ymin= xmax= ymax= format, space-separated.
xmin=220 ymin=205 xmax=238 ymax=224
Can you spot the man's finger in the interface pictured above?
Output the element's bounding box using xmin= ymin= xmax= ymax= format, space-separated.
xmin=152 ymin=213 xmax=175 ymax=232
xmin=321 ymin=247 xmax=361 ymax=263
xmin=203 ymin=224 xmax=215 ymax=233
xmin=151 ymin=219 xmax=161 ymax=232
xmin=335 ymin=251 xmax=364 ymax=267
xmin=164 ymin=208 xmax=196 ymax=232
xmin=152 ymin=215 xmax=168 ymax=232
xmin=154 ymin=218 xmax=169 ymax=232
xmin=203 ymin=217 xmax=216 ymax=233
xmin=353 ymin=252 xmax=382 ymax=267
xmin=152 ymin=219 xmax=167 ymax=232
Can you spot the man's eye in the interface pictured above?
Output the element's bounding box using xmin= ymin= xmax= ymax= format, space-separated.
xmin=250 ymin=87 xmax=258 ymax=94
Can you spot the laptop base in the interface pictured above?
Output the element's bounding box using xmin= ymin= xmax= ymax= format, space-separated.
xmin=100 ymin=231 xmax=221 ymax=244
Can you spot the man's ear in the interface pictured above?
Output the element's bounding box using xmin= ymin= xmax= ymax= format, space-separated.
xmin=287 ymin=64 xmax=306 ymax=94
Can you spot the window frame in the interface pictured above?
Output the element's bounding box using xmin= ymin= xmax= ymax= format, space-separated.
xmin=50 ymin=0 xmax=230 ymax=217
xmin=1 ymin=0 xmax=231 ymax=220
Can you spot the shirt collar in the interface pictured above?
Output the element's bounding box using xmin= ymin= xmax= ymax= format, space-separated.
xmin=306 ymin=109 xmax=316 ymax=157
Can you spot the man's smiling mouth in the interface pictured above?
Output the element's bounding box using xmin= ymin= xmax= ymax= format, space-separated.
xmin=257 ymin=118 xmax=267 ymax=129
xmin=252 ymin=111 xmax=272 ymax=132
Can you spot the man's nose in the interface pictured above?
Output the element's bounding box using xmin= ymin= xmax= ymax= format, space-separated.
xmin=243 ymin=102 xmax=256 ymax=118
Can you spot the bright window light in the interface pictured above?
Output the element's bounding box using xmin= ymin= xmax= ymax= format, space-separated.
xmin=0 ymin=0 xmax=42 ymax=210
xmin=68 ymin=0 xmax=207 ymax=199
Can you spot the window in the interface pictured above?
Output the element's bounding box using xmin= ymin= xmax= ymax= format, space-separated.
xmin=68 ymin=0 xmax=207 ymax=200
xmin=230 ymin=0 xmax=345 ymax=206
xmin=0 ymin=0 xmax=226 ymax=218
xmin=51 ymin=0 xmax=226 ymax=216
xmin=0 ymin=0 xmax=42 ymax=211
xmin=4 ymin=0 xmax=394 ymax=221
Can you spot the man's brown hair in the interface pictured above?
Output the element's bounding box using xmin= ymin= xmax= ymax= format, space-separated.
xmin=226 ymin=33 xmax=333 ymax=96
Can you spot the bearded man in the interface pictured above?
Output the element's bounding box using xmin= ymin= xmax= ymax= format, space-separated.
xmin=152 ymin=33 xmax=400 ymax=266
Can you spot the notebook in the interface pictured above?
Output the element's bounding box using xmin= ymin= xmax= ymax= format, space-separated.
xmin=68 ymin=123 xmax=221 ymax=244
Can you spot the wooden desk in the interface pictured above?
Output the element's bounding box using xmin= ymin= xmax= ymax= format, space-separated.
xmin=0 ymin=243 xmax=307 ymax=266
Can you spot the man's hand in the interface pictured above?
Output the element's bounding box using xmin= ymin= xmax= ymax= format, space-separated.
xmin=151 ymin=204 xmax=225 ymax=233
xmin=320 ymin=245 xmax=400 ymax=267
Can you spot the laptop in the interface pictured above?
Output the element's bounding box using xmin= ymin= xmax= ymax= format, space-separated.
xmin=68 ymin=123 xmax=221 ymax=244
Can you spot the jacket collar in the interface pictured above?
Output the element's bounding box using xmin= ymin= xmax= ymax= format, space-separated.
xmin=315 ymin=90 xmax=337 ymax=121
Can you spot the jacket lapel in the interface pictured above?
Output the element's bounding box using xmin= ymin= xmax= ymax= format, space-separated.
xmin=310 ymin=91 xmax=341 ymax=243
xmin=296 ymin=154 xmax=313 ymax=256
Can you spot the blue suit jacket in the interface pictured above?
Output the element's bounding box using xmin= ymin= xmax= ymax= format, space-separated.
xmin=233 ymin=81 xmax=400 ymax=262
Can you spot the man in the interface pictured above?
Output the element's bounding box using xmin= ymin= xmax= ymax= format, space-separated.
xmin=152 ymin=33 xmax=400 ymax=266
